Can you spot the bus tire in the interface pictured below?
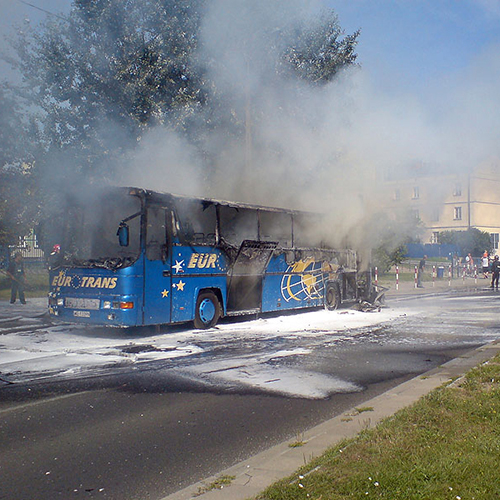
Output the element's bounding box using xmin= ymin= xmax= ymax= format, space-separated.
xmin=194 ymin=291 xmax=221 ymax=329
xmin=325 ymin=283 xmax=341 ymax=310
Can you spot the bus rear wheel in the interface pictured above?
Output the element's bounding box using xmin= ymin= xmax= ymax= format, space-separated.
xmin=194 ymin=291 xmax=221 ymax=329
xmin=325 ymin=283 xmax=341 ymax=310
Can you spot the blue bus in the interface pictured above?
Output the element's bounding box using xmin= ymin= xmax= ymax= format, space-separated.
xmin=48 ymin=187 xmax=369 ymax=328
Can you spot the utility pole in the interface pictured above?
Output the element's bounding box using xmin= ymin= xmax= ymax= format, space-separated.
xmin=245 ymin=89 xmax=252 ymax=173
xmin=245 ymin=61 xmax=252 ymax=173
xmin=467 ymin=173 xmax=471 ymax=230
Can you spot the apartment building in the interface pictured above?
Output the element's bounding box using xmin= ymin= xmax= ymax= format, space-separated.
xmin=377 ymin=159 xmax=500 ymax=252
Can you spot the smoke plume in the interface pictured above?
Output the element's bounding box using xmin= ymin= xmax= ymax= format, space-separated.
xmin=118 ymin=1 xmax=500 ymax=250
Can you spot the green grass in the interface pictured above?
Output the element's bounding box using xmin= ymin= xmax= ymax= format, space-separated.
xmin=289 ymin=434 xmax=307 ymax=448
xmin=257 ymin=355 xmax=500 ymax=500
xmin=354 ymin=406 xmax=374 ymax=414
xmin=377 ymin=271 xmax=426 ymax=284
xmin=195 ymin=475 xmax=235 ymax=496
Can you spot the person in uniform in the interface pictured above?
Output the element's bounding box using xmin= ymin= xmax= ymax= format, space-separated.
xmin=491 ymin=255 xmax=500 ymax=290
xmin=7 ymin=252 xmax=26 ymax=304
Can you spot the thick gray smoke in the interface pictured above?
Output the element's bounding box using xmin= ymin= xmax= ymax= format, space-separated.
xmin=119 ymin=1 xmax=500 ymax=250
xmin=125 ymin=0 xmax=363 ymax=214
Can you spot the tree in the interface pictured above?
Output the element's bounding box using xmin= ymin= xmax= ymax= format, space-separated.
xmin=11 ymin=1 xmax=359 ymax=180
xmin=438 ymin=228 xmax=492 ymax=257
xmin=281 ymin=11 xmax=359 ymax=85
xmin=0 ymin=86 xmax=39 ymax=246
xmin=367 ymin=210 xmax=424 ymax=272
xmin=13 ymin=0 xmax=206 ymax=180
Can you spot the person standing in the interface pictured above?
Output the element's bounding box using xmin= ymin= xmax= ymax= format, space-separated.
xmin=466 ymin=253 xmax=472 ymax=276
xmin=7 ymin=252 xmax=26 ymax=304
xmin=491 ymin=255 xmax=500 ymax=289
xmin=417 ymin=255 xmax=427 ymax=288
xmin=482 ymin=251 xmax=490 ymax=279
xmin=48 ymin=244 xmax=62 ymax=270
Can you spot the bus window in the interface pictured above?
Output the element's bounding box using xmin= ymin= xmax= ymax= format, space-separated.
xmin=219 ymin=206 xmax=258 ymax=245
xmin=63 ymin=191 xmax=141 ymax=266
xmin=175 ymin=199 xmax=217 ymax=245
xmin=146 ymin=208 xmax=167 ymax=261
xmin=259 ymin=210 xmax=292 ymax=247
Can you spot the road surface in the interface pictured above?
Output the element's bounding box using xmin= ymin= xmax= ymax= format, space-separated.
xmin=1 ymin=290 xmax=499 ymax=499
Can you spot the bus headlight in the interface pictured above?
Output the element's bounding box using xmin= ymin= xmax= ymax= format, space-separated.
xmin=102 ymin=301 xmax=112 ymax=309
xmin=57 ymin=298 xmax=64 ymax=306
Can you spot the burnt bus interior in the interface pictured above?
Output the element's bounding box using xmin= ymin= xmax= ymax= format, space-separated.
xmin=53 ymin=190 xmax=142 ymax=269
xmin=164 ymin=191 xmax=357 ymax=313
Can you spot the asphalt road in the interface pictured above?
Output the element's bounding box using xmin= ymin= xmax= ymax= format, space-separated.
xmin=1 ymin=291 xmax=499 ymax=500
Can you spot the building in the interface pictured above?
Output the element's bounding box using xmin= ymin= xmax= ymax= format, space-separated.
xmin=377 ymin=159 xmax=500 ymax=253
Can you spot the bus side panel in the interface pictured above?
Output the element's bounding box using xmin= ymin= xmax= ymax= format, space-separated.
xmin=169 ymin=246 xmax=228 ymax=323
xmin=48 ymin=260 xmax=144 ymax=326
xmin=143 ymin=258 xmax=171 ymax=326
xmin=262 ymin=253 xmax=326 ymax=313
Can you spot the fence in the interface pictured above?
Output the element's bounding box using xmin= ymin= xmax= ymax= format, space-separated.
xmin=0 ymin=233 xmax=45 ymax=270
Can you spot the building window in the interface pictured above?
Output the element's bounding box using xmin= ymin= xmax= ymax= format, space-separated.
xmin=431 ymin=207 xmax=440 ymax=222
xmin=394 ymin=189 xmax=400 ymax=201
xmin=411 ymin=209 xmax=420 ymax=220
xmin=431 ymin=232 xmax=439 ymax=244
xmin=412 ymin=186 xmax=420 ymax=199
xmin=454 ymin=206 xmax=462 ymax=220
xmin=491 ymin=233 xmax=499 ymax=250
xmin=453 ymin=183 xmax=462 ymax=196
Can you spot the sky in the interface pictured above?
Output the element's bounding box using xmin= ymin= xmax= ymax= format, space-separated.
xmin=328 ymin=0 xmax=500 ymax=98
xmin=0 ymin=0 xmax=71 ymax=81
xmin=2 ymin=0 xmax=499 ymax=96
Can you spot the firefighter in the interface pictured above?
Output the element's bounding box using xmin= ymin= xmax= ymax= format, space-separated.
xmin=7 ymin=252 xmax=26 ymax=304
xmin=491 ymin=255 xmax=500 ymax=290
xmin=48 ymin=244 xmax=62 ymax=270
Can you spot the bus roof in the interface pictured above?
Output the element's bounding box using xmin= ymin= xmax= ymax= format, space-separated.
xmin=126 ymin=187 xmax=320 ymax=216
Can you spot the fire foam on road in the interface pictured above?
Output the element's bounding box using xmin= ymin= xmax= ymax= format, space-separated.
xmin=0 ymin=304 xmax=409 ymax=398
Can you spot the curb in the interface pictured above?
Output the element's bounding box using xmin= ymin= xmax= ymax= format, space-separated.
xmin=162 ymin=340 xmax=500 ymax=500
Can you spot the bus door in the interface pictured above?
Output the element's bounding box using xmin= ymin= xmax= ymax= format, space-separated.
xmin=143 ymin=207 xmax=171 ymax=325
xmin=226 ymin=240 xmax=277 ymax=313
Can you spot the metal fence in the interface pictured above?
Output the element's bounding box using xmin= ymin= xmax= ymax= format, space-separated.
xmin=0 ymin=233 xmax=45 ymax=269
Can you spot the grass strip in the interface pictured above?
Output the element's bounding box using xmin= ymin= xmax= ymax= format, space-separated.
xmin=257 ymin=354 xmax=500 ymax=500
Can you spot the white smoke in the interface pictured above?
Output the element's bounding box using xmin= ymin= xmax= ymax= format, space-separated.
xmin=123 ymin=0 xmax=500 ymax=249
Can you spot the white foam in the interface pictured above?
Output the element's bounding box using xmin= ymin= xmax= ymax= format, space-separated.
xmin=0 ymin=306 xmax=407 ymax=397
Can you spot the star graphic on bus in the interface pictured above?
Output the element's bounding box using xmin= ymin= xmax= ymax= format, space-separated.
xmin=161 ymin=289 xmax=169 ymax=298
xmin=173 ymin=260 xmax=185 ymax=273
xmin=175 ymin=280 xmax=186 ymax=291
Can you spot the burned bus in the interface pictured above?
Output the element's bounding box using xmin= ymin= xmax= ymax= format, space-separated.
xmin=48 ymin=187 xmax=373 ymax=328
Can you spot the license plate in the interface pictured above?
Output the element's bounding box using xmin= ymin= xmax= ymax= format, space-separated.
xmin=73 ymin=310 xmax=91 ymax=318
xmin=66 ymin=297 xmax=100 ymax=310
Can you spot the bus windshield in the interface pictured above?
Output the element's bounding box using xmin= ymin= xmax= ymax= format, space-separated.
xmin=62 ymin=191 xmax=142 ymax=269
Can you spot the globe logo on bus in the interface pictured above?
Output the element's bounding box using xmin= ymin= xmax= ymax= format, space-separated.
xmin=280 ymin=258 xmax=325 ymax=302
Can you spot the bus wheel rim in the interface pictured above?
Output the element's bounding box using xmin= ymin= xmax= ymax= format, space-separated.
xmin=199 ymin=298 xmax=215 ymax=323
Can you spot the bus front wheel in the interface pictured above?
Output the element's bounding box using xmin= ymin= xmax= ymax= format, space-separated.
xmin=325 ymin=283 xmax=341 ymax=310
xmin=194 ymin=291 xmax=221 ymax=329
